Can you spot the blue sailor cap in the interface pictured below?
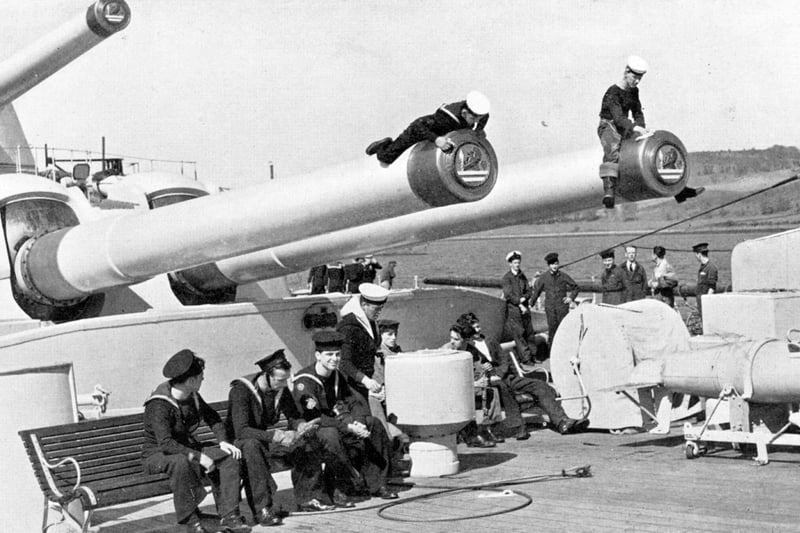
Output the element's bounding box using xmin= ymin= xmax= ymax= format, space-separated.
xmin=312 ymin=331 xmax=345 ymax=351
xmin=545 ymin=252 xmax=559 ymax=265
xmin=163 ymin=349 xmax=205 ymax=379
xmin=255 ymin=349 xmax=290 ymax=372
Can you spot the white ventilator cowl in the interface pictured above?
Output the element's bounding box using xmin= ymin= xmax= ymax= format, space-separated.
xmin=465 ymin=90 xmax=490 ymax=115
xmin=626 ymin=55 xmax=648 ymax=74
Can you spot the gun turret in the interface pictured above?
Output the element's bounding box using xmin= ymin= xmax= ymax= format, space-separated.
xmin=6 ymin=131 xmax=496 ymax=318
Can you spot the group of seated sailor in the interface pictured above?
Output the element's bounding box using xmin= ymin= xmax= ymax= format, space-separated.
xmin=142 ymin=331 xmax=398 ymax=533
xmin=142 ymin=282 xmax=590 ymax=533
xmin=443 ymin=312 xmax=589 ymax=448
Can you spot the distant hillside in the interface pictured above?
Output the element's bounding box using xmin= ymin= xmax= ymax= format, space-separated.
xmin=690 ymin=145 xmax=800 ymax=184
xmin=523 ymin=145 xmax=800 ymax=232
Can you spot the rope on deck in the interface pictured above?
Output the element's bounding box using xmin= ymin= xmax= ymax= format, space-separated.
xmin=375 ymin=464 xmax=591 ymax=523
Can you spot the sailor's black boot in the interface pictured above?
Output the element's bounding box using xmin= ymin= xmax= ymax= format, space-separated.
xmin=602 ymin=176 xmax=616 ymax=208
xmin=674 ymin=186 xmax=705 ymax=203
xmin=366 ymin=137 xmax=392 ymax=156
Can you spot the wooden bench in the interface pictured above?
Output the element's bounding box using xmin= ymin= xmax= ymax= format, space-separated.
xmin=18 ymin=401 xmax=288 ymax=532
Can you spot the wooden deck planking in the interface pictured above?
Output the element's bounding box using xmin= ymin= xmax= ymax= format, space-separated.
xmin=90 ymin=422 xmax=800 ymax=532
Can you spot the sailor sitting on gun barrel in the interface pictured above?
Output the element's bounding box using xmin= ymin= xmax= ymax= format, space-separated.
xmin=366 ymin=91 xmax=490 ymax=167
xmin=597 ymin=55 xmax=702 ymax=207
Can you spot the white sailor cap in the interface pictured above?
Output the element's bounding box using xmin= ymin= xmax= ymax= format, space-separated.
xmin=626 ymin=55 xmax=648 ymax=75
xmin=466 ymin=90 xmax=491 ymax=116
xmin=506 ymin=250 xmax=522 ymax=262
xmin=359 ymin=283 xmax=389 ymax=305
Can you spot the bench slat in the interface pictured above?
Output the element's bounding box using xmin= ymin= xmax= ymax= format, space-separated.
xmin=40 ymin=426 xmax=144 ymax=446
xmin=55 ymin=464 xmax=149 ymax=485
xmin=46 ymin=439 xmax=146 ymax=459
xmin=47 ymin=445 xmax=143 ymax=465
xmin=94 ymin=480 xmax=173 ymax=507
xmin=53 ymin=457 xmax=146 ymax=478
xmin=17 ymin=401 xmax=286 ymax=511
xmin=30 ymin=420 xmax=143 ymax=442
xmin=20 ymin=401 xmax=228 ymax=438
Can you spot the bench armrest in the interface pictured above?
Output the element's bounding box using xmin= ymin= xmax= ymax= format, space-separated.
xmin=30 ymin=434 xmax=82 ymax=502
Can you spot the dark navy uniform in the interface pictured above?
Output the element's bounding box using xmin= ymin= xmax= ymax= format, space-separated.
xmin=344 ymin=262 xmax=364 ymax=294
xmin=326 ymin=263 xmax=345 ymax=293
xmin=476 ymin=337 xmax=572 ymax=428
xmin=292 ymin=364 xmax=391 ymax=495
xmin=601 ymin=264 xmax=626 ymax=305
xmin=307 ymin=265 xmax=327 ymax=294
xmin=142 ymin=382 xmax=241 ymax=524
xmin=362 ymin=262 xmax=382 ymax=284
xmin=336 ymin=312 xmax=380 ymax=400
xmin=501 ymin=268 xmax=536 ymax=363
xmin=374 ymin=100 xmax=489 ymax=165
xmin=227 ymin=373 xmax=326 ymax=513
xmin=530 ymin=268 xmax=580 ymax=348
xmin=599 ymin=84 xmax=645 ymax=139
xmin=465 ymin=340 xmax=524 ymax=431
xmin=696 ymin=261 xmax=718 ymax=314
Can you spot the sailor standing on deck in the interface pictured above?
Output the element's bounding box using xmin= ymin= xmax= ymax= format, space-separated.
xmin=530 ymin=252 xmax=580 ymax=351
xmin=344 ymin=258 xmax=365 ymax=294
xmin=142 ymin=349 xmax=250 ymax=533
xmin=597 ymin=55 xmax=701 ymax=208
xmin=620 ymin=245 xmax=648 ymax=302
xmin=365 ymin=91 xmax=490 ymax=167
xmin=599 ymin=249 xmax=625 ymax=305
xmin=336 ymin=283 xmax=390 ymax=408
xmin=693 ymin=242 xmax=718 ymax=316
xmin=326 ymin=261 xmax=345 ymax=293
xmin=648 ymin=245 xmax=678 ymax=308
xmin=501 ymin=250 xmax=538 ymax=367
xmin=307 ymin=265 xmax=328 ymax=294
xmin=362 ymin=255 xmax=383 ymax=284
xmin=380 ymin=260 xmax=397 ymax=290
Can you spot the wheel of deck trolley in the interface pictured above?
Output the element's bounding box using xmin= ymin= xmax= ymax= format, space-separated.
xmin=685 ymin=441 xmax=700 ymax=459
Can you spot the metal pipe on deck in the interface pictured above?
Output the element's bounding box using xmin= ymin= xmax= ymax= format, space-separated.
xmin=13 ymin=131 xmax=497 ymax=302
xmin=421 ymin=276 xmax=726 ymax=298
xmin=201 ymin=131 xmax=692 ymax=286
xmin=0 ymin=0 xmax=131 ymax=107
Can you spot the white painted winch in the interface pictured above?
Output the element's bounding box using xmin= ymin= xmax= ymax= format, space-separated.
xmin=385 ymin=349 xmax=474 ymax=477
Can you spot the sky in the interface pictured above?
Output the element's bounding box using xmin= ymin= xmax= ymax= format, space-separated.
xmin=3 ymin=0 xmax=799 ymax=188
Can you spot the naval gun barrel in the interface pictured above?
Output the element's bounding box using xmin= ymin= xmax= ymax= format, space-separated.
xmin=661 ymin=338 xmax=800 ymax=404
xmin=0 ymin=0 xmax=131 ymax=107
xmin=194 ymin=130 xmax=692 ymax=286
xmin=13 ymin=131 xmax=496 ymax=303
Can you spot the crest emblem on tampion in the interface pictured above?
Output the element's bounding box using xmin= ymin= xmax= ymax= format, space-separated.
xmin=453 ymin=143 xmax=491 ymax=188
xmin=654 ymin=144 xmax=686 ymax=184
